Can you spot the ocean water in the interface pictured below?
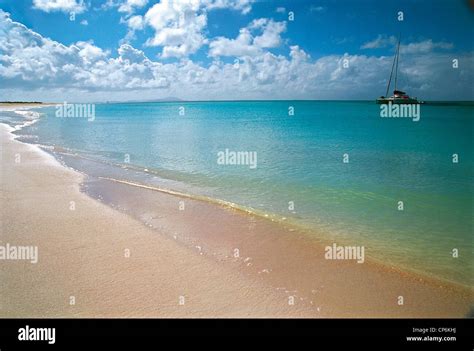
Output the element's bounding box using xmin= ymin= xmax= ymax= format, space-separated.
xmin=3 ymin=101 xmax=473 ymax=286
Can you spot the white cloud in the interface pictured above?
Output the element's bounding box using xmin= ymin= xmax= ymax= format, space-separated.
xmin=80 ymin=19 xmax=88 ymax=25
xmin=120 ymin=15 xmax=144 ymax=45
xmin=127 ymin=15 xmax=144 ymax=30
xmin=203 ymin=0 xmax=255 ymax=14
xmin=76 ymin=41 xmax=109 ymax=64
xmin=276 ymin=7 xmax=286 ymax=13
xmin=118 ymin=0 xmax=148 ymax=14
xmin=0 ymin=11 xmax=169 ymax=91
xmin=361 ymin=35 xmax=397 ymax=49
xmin=209 ymin=28 xmax=260 ymax=57
xmin=98 ymin=0 xmax=120 ymax=11
xmin=143 ymin=0 xmax=207 ymax=58
xmin=400 ymin=39 xmax=454 ymax=54
xmin=32 ymin=0 xmax=86 ymax=14
xmin=251 ymin=18 xmax=286 ymax=48
xmin=118 ymin=44 xmax=147 ymax=63
xmin=130 ymin=0 xmax=256 ymax=58
xmin=362 ymin=35 xmax=454 ymax=54
xmin=209 ymin=19 xmax=286 ymax=57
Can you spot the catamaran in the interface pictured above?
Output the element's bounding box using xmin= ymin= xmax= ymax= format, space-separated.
xmin=376 ymin=34 xmax=422 ymax=104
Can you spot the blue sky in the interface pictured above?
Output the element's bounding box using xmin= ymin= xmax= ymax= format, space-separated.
xmin=0 ymin=0 xmax=473 ymax=101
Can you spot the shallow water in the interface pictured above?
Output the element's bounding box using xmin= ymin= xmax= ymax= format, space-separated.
xmin=3 ymin=101 xmax=473 ymax=286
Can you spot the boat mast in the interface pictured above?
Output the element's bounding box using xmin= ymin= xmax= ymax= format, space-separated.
xmin=394 ymin=33 xmax=401 ymax=92
xmin=385 ymin=33 xmax=401 ymax=97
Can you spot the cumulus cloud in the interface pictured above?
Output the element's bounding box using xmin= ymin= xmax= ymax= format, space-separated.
xmin=362 ymin=35 xmax=454 ymax=54
xmin=32 ymin=0 xmax=86 ymax=14
xmin=127 ymin=15 xmax=144 ymax=30
xmin=209 ymin=29 xmax=260 ymax=57
xmin=118 ymin=0 xmax=148 ymax=14
xmin=75 ymin=41 xmax=109 ymax=64
xmin=119 ymin=14 xmax=145 ymax=45
xmin=131 ymin=0 xmax=256 ymax=58
xmin=143 ymin=0 xmax=207 ymax=58
xmin=203 ymin=0 xmax=255 ymax=14
xmin=0 ymin=10 xmax=169 ymax=90
xmin=209 ymin=19 xmax=286 ymax=57
xmin=250 ymin=18 xmax=286 ymax=48
xmin=400 ymin=39 xmax=454 ymax=54
xmin=361 ymin=35 xmax=397 ymax=49
xmin=118 ymin=44 xmax=147 ymax=63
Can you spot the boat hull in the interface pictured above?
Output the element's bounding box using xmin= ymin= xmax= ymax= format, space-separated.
xmin=376 ymin=98 xmax=422 ymax=104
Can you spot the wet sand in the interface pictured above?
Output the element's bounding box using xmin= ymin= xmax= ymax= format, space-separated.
xmin=0 ymin=122 xmax=472 ymax=317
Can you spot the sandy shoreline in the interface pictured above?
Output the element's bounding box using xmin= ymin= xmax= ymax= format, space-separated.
xmin=1 ymin=123 xmax=315 ymax=318
xmin=0 ymin=119 xmax=472 ymax=317
xmin=0 ymin=103 xmax=56 ymax=112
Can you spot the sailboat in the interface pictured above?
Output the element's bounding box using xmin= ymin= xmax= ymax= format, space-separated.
xmin=376 ymin=34 xmax=422 ymax=104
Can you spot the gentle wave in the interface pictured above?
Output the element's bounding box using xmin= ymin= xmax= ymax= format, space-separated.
xmin=97 ymin=176 xmax=290 ymax=224
xmin=12 ymin=109 xmax=43 ymax=131
xmin=14 ymin=110 xmax=42 ymax=119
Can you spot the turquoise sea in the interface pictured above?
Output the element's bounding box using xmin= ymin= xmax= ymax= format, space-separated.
xmin=3 ymin=101 xmax=473 ymax=286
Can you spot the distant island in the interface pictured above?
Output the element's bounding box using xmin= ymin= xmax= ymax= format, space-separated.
xmin=0 ymin=101 xmax=45 ymax=104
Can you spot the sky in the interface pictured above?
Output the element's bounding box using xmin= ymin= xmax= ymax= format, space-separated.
xmin=0 ymin=0 xmax=473 ymax=102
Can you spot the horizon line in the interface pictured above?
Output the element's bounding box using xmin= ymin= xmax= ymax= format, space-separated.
xmin=2 ymin=99 xmax=474 ymax=104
